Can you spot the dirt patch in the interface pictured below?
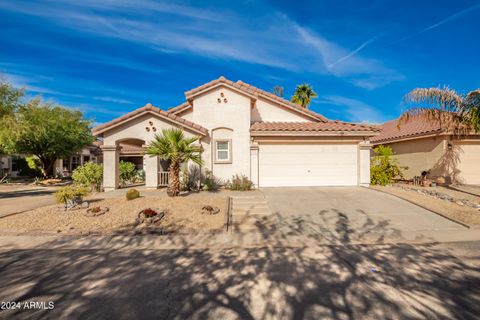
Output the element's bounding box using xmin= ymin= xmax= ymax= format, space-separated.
xmin=371 ymin=185 xmax=480 ymax=227
xmin=0 ymin=196 xmax=227 ymax=235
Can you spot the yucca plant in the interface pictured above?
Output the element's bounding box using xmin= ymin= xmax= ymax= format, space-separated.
xmin=291 ymin=83 xmax=317 ymax=108
xmin=399 ymin=87 xmax=480 ymax=134
xmin=145 ymin=128 xmax=203 ymax=197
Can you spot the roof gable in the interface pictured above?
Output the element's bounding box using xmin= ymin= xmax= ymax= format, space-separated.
xmin=169 ymin=76 xmax=328 ymax=122
xmin=92 ymin=104 xmax=208 ymax=136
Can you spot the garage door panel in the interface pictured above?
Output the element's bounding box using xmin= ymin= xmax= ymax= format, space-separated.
xmin=454 ymin=142 xmax=480 ymax=184
xmin=259 ymin=143 xmax=358 ymax=187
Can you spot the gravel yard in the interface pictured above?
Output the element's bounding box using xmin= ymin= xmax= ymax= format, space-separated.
xmin=371 ymin=184 xmax=480 ymax=227
xmin=0 ymin=195 xmax=227 ymax=235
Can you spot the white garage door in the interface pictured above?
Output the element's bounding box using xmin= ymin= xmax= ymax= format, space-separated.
xmin=258 ymin=143 xmax=358 ymax=187
xmin=454 ymin=142 xmax=480 ymax=185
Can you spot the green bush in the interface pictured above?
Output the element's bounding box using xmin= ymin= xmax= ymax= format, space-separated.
xmin=227 ymin=174 xmax=253 ymax=191
xmin=119 ymin=161 xmax=137 ymax=186
xmin=55 ymin=186 xmax=90 ymax=205
xmin=126 ymin=188 xmax=140 ymax=200
xmin=135 ymin=169 xmax=145 ymax=183
xmin=16 ymin=156 xmax=43 ymax=177
xmin=72 ymin=162 xmax=103 ymax=191
xmin=370 ymin=145 xmax=406 ymax=185
xmin=202 ymin=170 xmax=222 ymax=192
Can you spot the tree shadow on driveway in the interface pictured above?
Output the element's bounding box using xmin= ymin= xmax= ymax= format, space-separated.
xmin=0 ymin=213 xmax=479 ymax=319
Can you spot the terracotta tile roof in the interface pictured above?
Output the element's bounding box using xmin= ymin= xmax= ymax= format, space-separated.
xmin=180 ymin=76 xmax=328 ymax=122
xmin=370 ymin=117 xmax=444 ymax=143
xmin=250 ymin=121 xmax=380 ymax=135
xmin=92 ymin=104 xmax=208 ymax=136
xmin=118 ymin=143 xmax=144 ymax=153
xmin=167 ymin=101 xmax=191 ymax=115
xmin=90 ymin=140 xmax=144 ymax=154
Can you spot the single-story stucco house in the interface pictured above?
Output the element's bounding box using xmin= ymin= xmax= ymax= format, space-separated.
xmin=371 ymin=117 xmax=480 ymax=185
xmin=92 ymin=76 xmax=380 ymax=191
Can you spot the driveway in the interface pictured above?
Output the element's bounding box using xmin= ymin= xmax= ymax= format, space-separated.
xmin=260 ymin=187 xmax=466 ymax=244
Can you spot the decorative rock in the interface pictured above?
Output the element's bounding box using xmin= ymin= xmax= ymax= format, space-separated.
xmin=81 ymin=201 xmax=89 ymax=209
xmin=85 ymin=206 xmax=109 ymax=217
xmin=201 ymin=205 xmax=220 ymax=215
xmin=136 ymin=208 xmax=165 ymax=225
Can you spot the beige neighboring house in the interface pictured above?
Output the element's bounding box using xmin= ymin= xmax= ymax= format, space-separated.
xmin=92 ymin=76 xmax=379 ymax=191
xmin=0 ymin=144 xmax=102 ymax=178
xmin=371 ymin=117 xmax=480 ymax=185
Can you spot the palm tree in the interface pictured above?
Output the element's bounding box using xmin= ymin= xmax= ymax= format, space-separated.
xmin=145 ymin=128 xmax=203 ymax=197
xmin=399 ymin=87 xmax=480 ymax=133
xmin=290 ymin=83 xmax=317 ymax=108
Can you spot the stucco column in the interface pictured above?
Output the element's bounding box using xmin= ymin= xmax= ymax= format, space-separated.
xmin=144 ymin=148 xmax=159 ymax=189
xmin=250 ymin=142 xmax=259 ymax=188
xmin=101 ymin=145 xmax=120 ymax=191
xmin=358 ymin=141 xmax=372 ymax=187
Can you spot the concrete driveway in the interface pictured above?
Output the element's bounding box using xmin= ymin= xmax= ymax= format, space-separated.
xmin=260 ymin=187 xmax=466 ymax=244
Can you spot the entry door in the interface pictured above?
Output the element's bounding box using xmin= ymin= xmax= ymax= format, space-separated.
xmin=258 ymin=143 xmax=358 ymax=187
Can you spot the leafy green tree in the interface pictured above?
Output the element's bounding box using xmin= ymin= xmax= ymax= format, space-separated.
xmin=2 ymin=99 xmax=94 ymax=177
xmin=400 ymin=87 xmax=480 ymax=133
xmin=0 ymin=79 xmax=24 ymax=153
xmin=145 ymin=128 xmax=203 ymax=197
xmin=72 ymin=162 xmax=103 ymax=191
xmin=290 ymin=83 xmax=317 ymax=108
xmin=370 ymin=145 xmax=406 ymax=185
xmin=119 ymin=160 xmax=137 ymax=186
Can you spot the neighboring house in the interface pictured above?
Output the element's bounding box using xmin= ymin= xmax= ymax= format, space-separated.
xmin=92 ymin=76 xmax=379 ymax=191
xmin=0 ymin=144 xmax=102 ymax=178
xmin=371 ymin=117 xmax=480 ymax=185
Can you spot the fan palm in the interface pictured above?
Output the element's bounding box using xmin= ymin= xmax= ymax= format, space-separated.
xmin=399 ymin=87 xmax=480 ymax=133
xmin=291 ymin=83 xmax=317 ymax=108
xmin=145 ymin=128 xmax=203 ymax=197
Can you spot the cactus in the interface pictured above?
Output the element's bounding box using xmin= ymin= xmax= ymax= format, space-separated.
xmin=126 ymin=188 xmax=140 ymax=200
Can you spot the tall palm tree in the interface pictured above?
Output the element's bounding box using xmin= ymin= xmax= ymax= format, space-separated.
xmin=399 ymin=87 xmax=480 ymax=133
xmin=290 ymin=83 xmax=317 ymax=108
xmin=145 ymin=128 xmax=203 ymax=197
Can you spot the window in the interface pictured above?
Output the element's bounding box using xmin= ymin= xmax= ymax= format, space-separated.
xmin=215 ymin=140 xmax=231 ymax=163
xmin=71 ymin=155 xmax=81 ymax=171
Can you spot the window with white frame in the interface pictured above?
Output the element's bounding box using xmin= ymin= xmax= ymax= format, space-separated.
xmin=215 ymin=140 xmax=231 ymax=162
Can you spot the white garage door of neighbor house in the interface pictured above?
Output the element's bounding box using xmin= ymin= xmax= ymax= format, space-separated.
xmin=455 ymin=142 xmax=480 ymax=185
xmin=258 ymin=143 xmax=358 ymax=187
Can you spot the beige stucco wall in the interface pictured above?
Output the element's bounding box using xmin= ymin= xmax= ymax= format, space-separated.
xmin=380 ymin=136 xmax=447 ymax=179
xmin=251 ymin=98 xmax=312 ymax=123
xmin=103 ymin=113 xmax=199 ymax=145
xmin=190 ymin=87 xmax=251 ymax=182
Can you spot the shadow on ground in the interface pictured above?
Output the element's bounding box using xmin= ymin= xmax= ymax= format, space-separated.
xmin=0 ymin=212 xmax=479 ymax=319
xmin=0 ymin=188 xmax=55 ymax=199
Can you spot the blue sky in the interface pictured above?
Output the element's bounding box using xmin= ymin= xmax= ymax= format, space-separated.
xmin=1 ymin=0 xmax=479 ymax=125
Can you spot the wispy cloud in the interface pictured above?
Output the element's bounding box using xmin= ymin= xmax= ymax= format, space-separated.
xmin=396 ymin=3 xmax=480 ymax=43
xmin=328 ymin=31 xmax=388 ymax=69
xmin=93 ymin=96 xmax=133 ymax=104
xmin=317 ymin=96 xmax=388 ymax=123
xmin=0 ymin=0 xmax=402 ymax=90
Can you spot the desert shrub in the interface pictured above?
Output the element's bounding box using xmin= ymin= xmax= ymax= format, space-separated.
xmin=227 ymin=174 xmax=253 ymax=191
xmin=370 ymin=145 xmax=406 ymax=185
xmin=202 ymin=170 xmax=222 ymax=192
xmin=55 ymin=186 xmax=90 ymax=206
xmin=135 ymin=169 xmax=145 ymax=183
xmin=126 ymin=188 xmax=140 ymax=200
xmin=179 ymin=165 xmax=202 ymax=191
xmin=72 ymin=162 xmax=103 ymax=191
xmin=119 ymin=161 xmax=137 ymax=186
